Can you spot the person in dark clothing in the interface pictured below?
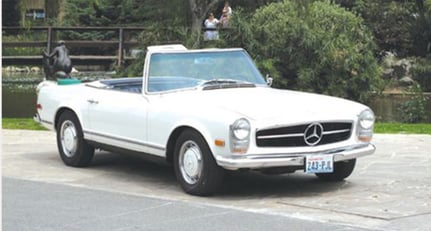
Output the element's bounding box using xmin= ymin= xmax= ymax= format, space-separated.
xmin=43 ymin=40 xmax=72 ymax=79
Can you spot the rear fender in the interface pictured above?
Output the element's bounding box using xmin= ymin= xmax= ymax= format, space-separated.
xmin=54 ymin=102 xmax=86 ymax=131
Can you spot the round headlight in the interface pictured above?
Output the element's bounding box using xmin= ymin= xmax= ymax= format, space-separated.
xmin=359 ymin=109 xmax=375 ymax=130
xmin=231 ymin=118 xmax=251 ymax=140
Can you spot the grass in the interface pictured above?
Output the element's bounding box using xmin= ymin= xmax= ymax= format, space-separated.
xmin=2 ymin=118 xmax=431 ymax=134
xmin=374 ymin=123 xmax=431 ymax=134
xmin=2 ymin=118 xmax=47 ymax=130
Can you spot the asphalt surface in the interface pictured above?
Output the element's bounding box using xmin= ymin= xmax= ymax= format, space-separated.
xmin=2 ymin=129 xmax=431 ymax=231
xmin=3 ymin=177 xmax=371 ymax=231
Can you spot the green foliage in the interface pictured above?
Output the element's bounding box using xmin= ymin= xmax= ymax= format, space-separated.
xmin=2 ymin=0 xmax=20 ymax=26
xmin=238 ymin=0 xmax=382 ymax=102
xmin=349 ymin=0 xmax=417 ymax=57
xmin=406 ymin=1 xmax=431 ymax=58
xmin=2 ymin=118 xmax=47 ymax=131
xmin=398 ymin=84 xmax=428 ymax=123
xmin=60 ymin=0 xmax=193 ymax=59
xmin=121 ymin=26 xmax=205 ymax=76
xmin=61 ymin=0 xmax=190 ymax=29
xmin=221 ymin=9 xmax=256 ymax=48
xmin=2 ymin=33 xmax=46 ymax=56
xmin=415 ymin=0 xmax=431 ymax=57
xmin=336 ymin=0 xmax=430 ymax=58
xmin=374 ymin=123 xmax=431 ymax=134
xmin=411 ymin=57 xmax=431 ymax=92
xmin=122 ymin=52 xmax=146 ymax=77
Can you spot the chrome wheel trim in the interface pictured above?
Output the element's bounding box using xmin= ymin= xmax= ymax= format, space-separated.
xmin=179 ymin=140 xmax=203 ymax=185
xmin=60 ymin=120 xmax=78 ymax=158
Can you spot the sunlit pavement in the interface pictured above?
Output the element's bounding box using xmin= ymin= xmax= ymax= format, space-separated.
xmin=2 ymin=129 xmax=431 ymax=230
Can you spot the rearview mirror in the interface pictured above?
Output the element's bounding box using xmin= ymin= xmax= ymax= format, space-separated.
xmin=266 ymin=74 xmax=273 ymax=87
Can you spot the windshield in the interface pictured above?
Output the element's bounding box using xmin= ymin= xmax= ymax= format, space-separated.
xmin=147 ymin=50 xmax=267 ymax=92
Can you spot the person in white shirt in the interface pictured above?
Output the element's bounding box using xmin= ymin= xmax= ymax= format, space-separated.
xmin=204 ymin=12 xmax=219 ymax=40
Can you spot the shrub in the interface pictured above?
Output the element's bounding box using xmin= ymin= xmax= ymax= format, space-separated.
xmin=241 ymin=0 xmax=383 ymax=103
xmin=398 ymin=84 xmax=428 ymax=123
xmin=411 ymin=58 xmax=431 ymax=92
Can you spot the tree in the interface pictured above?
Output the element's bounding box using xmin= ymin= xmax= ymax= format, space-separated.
xmin=60 ymin=0 xmax=191 ymax=41
xmin=335 ymin=0 xmax=426 ymax=57
xmin=2 ymin=0 xmax=20 ymax=26
xmin=240 ymin=0 xmax=382 ymax=102
xmin=357 ymin=1 xmax=417 ymax=57
xmin=62 ymin=0 xmax=190 ymax=28
xmin=45 ymin=0 xmax=61 ymax=22
xmin=414 ymin=0 xmax=431 ymax=57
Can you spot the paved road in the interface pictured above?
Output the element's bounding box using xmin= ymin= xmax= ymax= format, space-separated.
xmin=2 ymin=130 xmax=431 ymax=231
xmin=3 ymin=177 xmax=372 ymax=231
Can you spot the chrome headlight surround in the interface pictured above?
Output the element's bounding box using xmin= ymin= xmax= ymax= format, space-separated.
xmin=230 ymin=118 xmax=251 ymax=153
xmin=357 ymin=109 xmax=375 ymax=142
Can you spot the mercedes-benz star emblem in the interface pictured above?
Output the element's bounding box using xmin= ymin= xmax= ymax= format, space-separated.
xmin=304 ymin=123 xmax=323 ymax=146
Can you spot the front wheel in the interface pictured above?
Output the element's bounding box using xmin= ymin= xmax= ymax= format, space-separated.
xmin=316 ymin=159 xmax=356 ymax=181
xmin=56 ymin=111 xmax=94 ymax=167
xmin=173 ymin=130 xmax=224 ymax=196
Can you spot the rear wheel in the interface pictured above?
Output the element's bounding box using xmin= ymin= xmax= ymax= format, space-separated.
xmin=173 ymin=130 xmax=224 ymax=196
xmin=56 ymin=111 xmax=94 ymax=167
xmin=316 ymin=159 xmax=356 ymax=181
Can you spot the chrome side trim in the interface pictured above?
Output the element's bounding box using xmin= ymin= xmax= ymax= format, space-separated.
xmin=33 ymin=113 xmax=54 ymax=130
xmin=41 ymin=119 xmax=53 ymax=125
xmin=83 ymin=130 xmax=166 ymax=151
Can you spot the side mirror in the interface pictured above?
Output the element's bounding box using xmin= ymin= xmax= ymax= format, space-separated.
xmin=266 ymin=74 xmax=273 ymax=87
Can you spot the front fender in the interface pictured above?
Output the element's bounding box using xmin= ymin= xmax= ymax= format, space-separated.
xmin=169 ymin=117 xmax=231 ymax=157
xmin=148 ymin=101 xmax=240 ymax=159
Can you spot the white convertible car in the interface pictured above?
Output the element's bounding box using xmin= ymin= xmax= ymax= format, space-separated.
xmin=35 ymin=44 xmax=375 ymax=196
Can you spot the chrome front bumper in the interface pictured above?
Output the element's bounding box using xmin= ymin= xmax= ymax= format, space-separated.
xmin=216 ymin=143 xmax=375 ymax=170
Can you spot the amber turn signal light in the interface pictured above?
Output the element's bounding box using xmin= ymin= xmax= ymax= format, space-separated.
xmin=215 ymin=139 xmax=225 ymax=147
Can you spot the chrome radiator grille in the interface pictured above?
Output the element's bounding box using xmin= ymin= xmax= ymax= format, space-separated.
xmin=256 ymin=122 xmax=353 ymax=147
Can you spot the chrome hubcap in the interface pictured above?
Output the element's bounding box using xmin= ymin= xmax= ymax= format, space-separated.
xmin=60 ymin=120 xmax=78 ymax=157
xmin=179 ymin=141 xmax=202 ymax=185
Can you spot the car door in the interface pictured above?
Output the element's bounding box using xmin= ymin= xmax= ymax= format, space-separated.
xmin=86 ymin=89 xmax=151 ymax=153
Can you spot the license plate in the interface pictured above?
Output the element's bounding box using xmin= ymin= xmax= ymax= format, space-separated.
xmin=305 ymin=155 xmax=334 ymax=173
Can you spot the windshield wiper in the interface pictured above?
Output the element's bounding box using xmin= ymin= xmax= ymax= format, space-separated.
xmin=199 ymin=79 xmax=239 ymax=85
xmin=199 ymin=78 xmax=256 ymax=90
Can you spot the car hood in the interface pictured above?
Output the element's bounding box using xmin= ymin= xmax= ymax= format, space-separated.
xmin=164 ymin=87 xmax=368 ymax=124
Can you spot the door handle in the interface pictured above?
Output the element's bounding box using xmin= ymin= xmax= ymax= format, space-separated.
xmin=87 ymin=99 xmax=99 ymax=104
